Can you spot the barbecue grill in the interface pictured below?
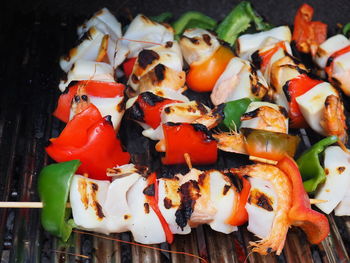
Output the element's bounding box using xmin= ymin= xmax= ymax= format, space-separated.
xmin=1 ymin=0 xmax=350 ymax=262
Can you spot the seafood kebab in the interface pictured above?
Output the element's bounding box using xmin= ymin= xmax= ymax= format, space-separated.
xmin=35 ymin=2 xmax=350 ymax=258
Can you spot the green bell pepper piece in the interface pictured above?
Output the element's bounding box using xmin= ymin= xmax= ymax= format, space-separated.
xmin=38 ymin=160 xmax=81 ymax=242
xmin=216 ymin=1 xmax=272 ymax=46
xmin=297 ymin=136 xmax=338 ymax=193
xmin=343 ymin=22 xmax=350 ymax=37
xmin=172 ymin=11 xmax=217 ymax=36
xmin=218 ymin=98 xmax=257 ymax=131
xmin=150 ymin=12 xmax=173 ymax=23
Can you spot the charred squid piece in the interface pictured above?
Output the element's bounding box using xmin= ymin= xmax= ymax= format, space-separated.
xmin=210 ymin=57 xmax=269 ymax=106
xmin=295 ymin=82 xmax=344 ymax=137
xmin=137 ymin=63 xmax=186 ymax=93
xmin=59 ymin=60 xmax=115 ymax=92
xmin=128 ymin=41 xmax=184 ymax=92
xmin=70 ymin=175 xmax=110 ymax=234
xmin=60 ymin=27 xmax=108 ymax=72
xmin=114 ymin=14 xmax=174 ymax=67
xmin=314 ymin=34 xmax=350 ymax=96
xmin=315 ymin=146 xmax=350 ymax=214
xmin=231 ymin=164 xmax=292 ymax=255
xmin=236 ymin=26 xmax=292 ymax=60
xmin=104 ymin=164 xmax=142 ymax=233
xmin=175 ymin=168 xmax=239 ymax=233
xmin=179 ymin=28 xmax=220 ymax=66
xmin=77 ymin=8 xmax=122 ymax=41
xmin=127 ymin=176 xmax=167 ymax=244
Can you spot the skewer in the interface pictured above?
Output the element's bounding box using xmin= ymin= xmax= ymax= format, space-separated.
xmin=184 ymin=152 xmax=193 ymax=169
xmin=249 ymin=156 xmax=278 ymax=165
xmin=0 ymin=202 xmax=71 ymax=208
xmin=309 ymin=199 xmax=327 ymax=204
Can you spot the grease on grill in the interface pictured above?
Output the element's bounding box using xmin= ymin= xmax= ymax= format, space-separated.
xmin=138 ymin=49 xmax=160 ymax=69
xmin=248 ymin=188 xmax=274 ymax=211
xmin=175 ymin=180 xmax=201 ymax=230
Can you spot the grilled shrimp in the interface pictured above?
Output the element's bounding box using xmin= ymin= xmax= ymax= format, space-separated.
xmin=321 ymin=94 xmax=347 ymax=143
xmin=230 ymin=164 xmax=292 ymax=255
xmin=212 ymin=132 xmax=247 ymax=155
xmin=193 ymin=108 xmax=223 ymax=129
xmin=71 ymin=83 xmax=91 ymax=115
xmin=240 ymin=106 xmax=288 ymax=133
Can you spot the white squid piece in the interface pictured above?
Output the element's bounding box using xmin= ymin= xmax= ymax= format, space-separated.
xmin=59 ymin=60 xmax=115 ymax=92
xmin=60 ymin=27 xmax=106 ymax=72
xmin=77 ymin=8 xmax=122 ymax=40
xmin=104 ymin=166 xmax=141 ymax=232
xmin=69 ymin=93 xmax=125 ymax=130
xmin=69 ymin=175 xmax=110 ymax=233
xmin=207 ymin=170 xmax=237 ymax=234
xmin=210 ymin=57 xmax=268 ymax=106
xmin=179 ymin=28 xmax=220 ymax=65
xmin=296 ymin=82 xmax=338 ymax=135
xmin=236 ymin=26 xmax=292 ymax=60
xmin=314 ymin=34 xmax=350 ymax=69
xmin=315 ymin=146 xmax=350 ymax=214
xmin=114 ymin=14 xmax=174 ymax=67
xmin=158 ymin=178 xmax=191 ymax=235
xmin=142 ymin=100 xmax=210 ymax=140
xmin=128 ymin=41 xmax=184 ymax=91
xmin=127 ymin=177 xmax=166 ymax=244
xmin=245 ymin=177 xmax=278 ymax=239
xmin=335 ymin=190 xmax=350 ymax=216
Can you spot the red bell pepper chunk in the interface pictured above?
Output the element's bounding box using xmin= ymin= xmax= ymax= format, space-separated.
xmin=225 ymin=174 xmax=250 ymax=226
xmin=46 ymin=104 xmax=130 ymax=180
xmin=53 ymin=81 xmax=125 ymax=123
xmin=259 ymin=41 xmax=287 ymax=72
xmin=277 ymin=155 xmax=330 ymax=244
xmin=325 ymin=45 xmax=350 ymax=81
xmin=135 ymin=93 xmax=181 ymax=129
xmin=162 ymin=123 xmax=217 ymax=165
xmin=53 ymin=84 xmax=79 ymax=123
xmin=144 ymin=172 xmax=174 ymax=244
xmin=123 ymin=57 xmax=137 ymax=78
xmin=292 ymin=4 xmax=327 ymax=55
xmin=285 ymin=74 xmax=322 ymax=128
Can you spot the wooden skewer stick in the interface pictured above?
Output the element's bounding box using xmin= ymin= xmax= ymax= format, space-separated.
xmin=249 ymin=155 xmax=278 ymax=165
xmin=309 ymin=199 xmax=327 ymax=204
xmin=184 ymin=153 xmax=193 ymax=169
xmin=0 ymin=202 xmax=71 ymax=208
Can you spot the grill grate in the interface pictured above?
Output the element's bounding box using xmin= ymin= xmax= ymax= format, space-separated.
xmin=1 ymin=3 xmax=350 ymax=263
